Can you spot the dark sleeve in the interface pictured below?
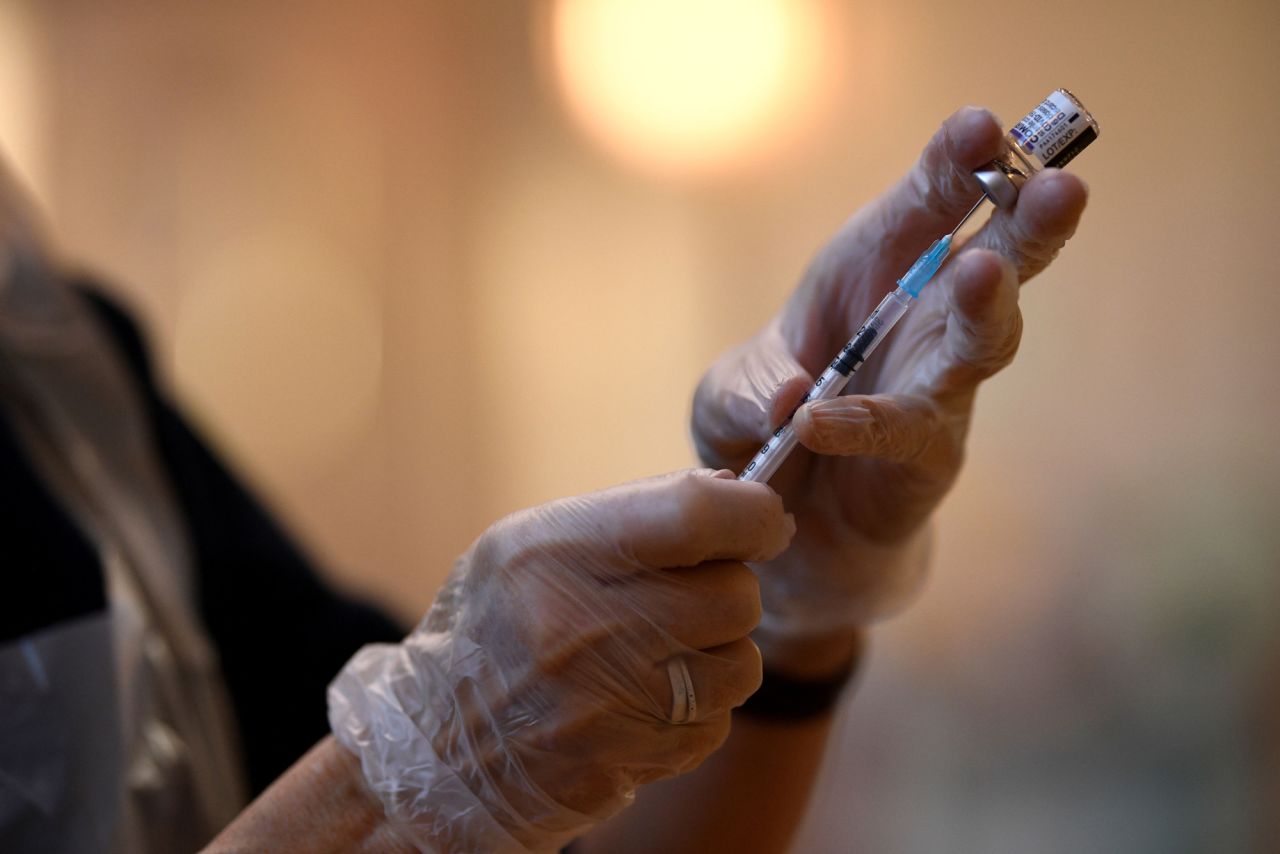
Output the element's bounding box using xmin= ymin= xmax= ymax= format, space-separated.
xmin=79 ymin=285 xmax=407 ymax=795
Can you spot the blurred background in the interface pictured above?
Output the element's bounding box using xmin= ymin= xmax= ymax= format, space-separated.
xmin=2 ymin=0 xmax=1277 ymax=850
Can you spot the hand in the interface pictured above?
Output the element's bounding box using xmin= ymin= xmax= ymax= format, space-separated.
xmin=328 ymin=469 xmax=794 ymax=853
xmin=691 ymin=107 xmax=1089 ymax=656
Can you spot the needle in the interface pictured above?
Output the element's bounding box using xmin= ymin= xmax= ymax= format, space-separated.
xmin=948 ymin=195 xmax=988 ymax=239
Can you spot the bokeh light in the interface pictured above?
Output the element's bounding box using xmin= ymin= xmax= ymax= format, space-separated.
xmin=8 ymin=2 xmax=1280 ymax=846
xmin=549 ymin=0 xmax=829 ymax=175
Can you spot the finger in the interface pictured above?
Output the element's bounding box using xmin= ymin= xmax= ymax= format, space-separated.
xmin=634 ymin=561 xmax=761 ymax=651
xmin=792 ymin=393 xmax=945 ymax=463
xmin=931 ymin=248 xmax=1023 ymax=392
xmin=963 ymin=167 xmax=1088 ymax=282
xmin=692 ymin=324 xmax=814 ymax=469
xmin=605 ymin=470 xmax=796 ymax=569
xmin=653 ymin=637 xmax=762 ymax=725
xmin=890 ymin=106 xmax=1007 ymax=234
xmin=803 ymin=107 xmax=1004 ymax=306
xmin=694 ymin=637 xmax=763 ymax=716
xmin=635 ymin=715 xmax=732 ymax=781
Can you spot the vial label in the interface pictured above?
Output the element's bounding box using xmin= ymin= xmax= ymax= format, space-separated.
xmin=1008 ymin=90 xmax=1094 ymax=170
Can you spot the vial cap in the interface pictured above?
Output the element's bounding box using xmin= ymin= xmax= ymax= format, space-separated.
xmin=973 ymin=166 xmax=1021 ymax=209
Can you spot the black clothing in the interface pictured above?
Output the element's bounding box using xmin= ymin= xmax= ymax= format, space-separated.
xmin=0 ymin=283 xmax=403 ymax=794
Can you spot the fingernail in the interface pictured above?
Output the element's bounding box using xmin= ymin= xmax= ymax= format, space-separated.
xmin=953 ymin=107 xmax=1004 ymax=160
xmin=808 ymin=400 xmax=873 ymax=423
xmin=1037 ymin=167 xmax=1088 ymax=197
xmin=804 ymin=402 xmax=874 ymax=446
xmin=959 ymin=105 xmax=1000 ymax=130
xmin=791 ymin=404 xmax=816 ymax=436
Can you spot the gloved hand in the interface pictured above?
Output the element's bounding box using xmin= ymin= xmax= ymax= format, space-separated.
xmin=692 ymin=107 xmax=1089 ymax=642
xmin=328 ymin=469 xmax=794 ymax=853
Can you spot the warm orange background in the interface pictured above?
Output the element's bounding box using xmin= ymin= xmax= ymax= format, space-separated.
xmin=3 ymin=1 xmax=1278 ymax=847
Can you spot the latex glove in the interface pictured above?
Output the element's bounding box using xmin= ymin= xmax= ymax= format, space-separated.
xmin=692 ymin=107 xmax=1089 ymax=642
xmin=329 ymin=469 xmax=794 ymax=853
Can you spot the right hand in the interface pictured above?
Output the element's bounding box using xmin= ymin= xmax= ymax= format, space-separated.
xmin=691 ymin=108 xmax=1088 ymax=652
xmin=328 ymin=469 xmax=795 ymax=853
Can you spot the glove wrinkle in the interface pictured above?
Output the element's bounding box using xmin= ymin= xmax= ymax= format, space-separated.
xmin=328 ymin=471 xmax=791 ymax=852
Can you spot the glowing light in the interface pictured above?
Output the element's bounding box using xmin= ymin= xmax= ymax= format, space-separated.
xmin=549 ymin=0 xmax=828 ymax=175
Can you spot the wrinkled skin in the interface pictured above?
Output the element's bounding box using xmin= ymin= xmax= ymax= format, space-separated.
xmin=692 ymin=107 xmax=1089 ymax=631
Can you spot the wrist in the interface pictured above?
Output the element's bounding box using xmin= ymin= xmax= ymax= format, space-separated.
xmin=752 ymin=626 xmax=864 ymax=681
xmin=312 ymin=739 xmax=415 ymax=852
xmin=203 ymin=738 xmax=411 ymax=853
xmin=739 ymin=630 xmax=866 ymax=721
xmin=755 ymin=523 xmax=934 ymax=636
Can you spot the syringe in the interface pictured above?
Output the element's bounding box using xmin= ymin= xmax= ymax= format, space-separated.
xmin=738 ymin=195 xmax=987 ymax=483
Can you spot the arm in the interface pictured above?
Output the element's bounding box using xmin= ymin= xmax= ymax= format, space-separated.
xmin=1 ymin=149 xmax=795 ymax=852
xmin=203 ymin=738 xmax=412 ymax=853
xmin=209 ymin=470 xmax=793 ymax=853
xmin=581 ymin=105 xmax=1089 ymax=853
xmin=215 ymin=633 xmax=857 ymax=854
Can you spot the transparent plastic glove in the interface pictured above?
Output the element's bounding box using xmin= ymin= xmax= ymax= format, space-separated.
xmin=328 ymin=469 xmax=794 ymax=853
xmin=692 ymin=107 xmax=1089 ymax=638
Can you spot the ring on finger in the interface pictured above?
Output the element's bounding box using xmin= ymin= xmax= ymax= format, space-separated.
xmin=667 ymin=656 xmax=697 ymax=725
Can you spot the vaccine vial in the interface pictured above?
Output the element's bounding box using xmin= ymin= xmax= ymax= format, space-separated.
xmin=973 ymin=89 xmax=1100 ymax=208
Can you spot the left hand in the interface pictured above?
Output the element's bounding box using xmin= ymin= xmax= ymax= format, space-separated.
xmin=691 ymin=107 xmax=1089 ymax=664
xmin=329 ymin=470 xmax=793 ymax=853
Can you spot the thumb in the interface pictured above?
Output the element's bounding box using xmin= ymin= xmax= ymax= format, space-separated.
xmin=792 ymin=393 xmax=948 ymax=464
xmin=692 ymin=322 xmax=813 ymax=471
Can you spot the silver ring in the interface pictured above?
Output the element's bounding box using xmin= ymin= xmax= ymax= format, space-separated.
xmin=667 ymin=656 xmax=696 ymax=724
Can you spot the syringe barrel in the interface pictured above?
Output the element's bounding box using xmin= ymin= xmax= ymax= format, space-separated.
xmin=738 ymin=422 xmax=801 ymax=484
xmin=846 ymin=288 xmax=912 ymax=365
xmin=738 ymin=288 xmax=914 ymax=483
xmin=738 ymin=361 xmax=849 ymax=483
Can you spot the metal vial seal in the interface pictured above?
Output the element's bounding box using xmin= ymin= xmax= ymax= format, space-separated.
xmin=973 ymin=89 xmax=1100 ymax=208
